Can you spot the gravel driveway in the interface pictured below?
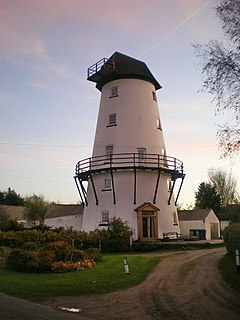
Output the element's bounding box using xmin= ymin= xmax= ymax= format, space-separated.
xmin=48 ymin=247 xmax=240 ymax=319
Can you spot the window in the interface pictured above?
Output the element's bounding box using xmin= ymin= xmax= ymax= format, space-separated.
xmin=156 ymin=118 xmax=162 ymax=130
xmin=167 ymin=179 xmax=172 ymax=192
xmin=104 ymin=178 xmax=112 ymax=190
xmin=138 ymin=148 xmax=146 ymax=165
xmin=102 ymin=211 xmax=109 ymax=223
xmin=110 ymin=86 xmax=118 ymax=98
xmin=172 ymin=211 xmax=178 ymax=225
xmin=108 ymin=113 xmax=117 ymax=126
xmin=152 ymin=91 xmax=157 ymax=101
xmin=106 ymin=145 xmax=114 ymax=161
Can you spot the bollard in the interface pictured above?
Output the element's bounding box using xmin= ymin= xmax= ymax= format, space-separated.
xmin=124 ymin=258 xmax=130 ymax=274
xmin=236 ymin=250 xmax=240 ymax=274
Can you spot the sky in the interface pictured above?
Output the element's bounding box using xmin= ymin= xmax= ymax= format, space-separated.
xmin=1 ymin=0 xmax=239 ymax=207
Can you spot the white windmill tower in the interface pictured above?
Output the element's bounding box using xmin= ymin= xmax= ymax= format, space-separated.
xmin=75 ymin=52 xmax=185 ymax=240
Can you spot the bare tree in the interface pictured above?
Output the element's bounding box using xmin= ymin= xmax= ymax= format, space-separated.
xmin=194 ymin=0 xmax=240 ymax=157
xmin=208 ymin=168 xmax=239 ymax=206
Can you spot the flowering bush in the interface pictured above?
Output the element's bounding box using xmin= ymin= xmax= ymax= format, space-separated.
xmin=0 ymin=230 xmax=64 ymax=247
xmin=51 ymin=259 xmax=96 ymax=273
xmin=47 ymin=241 xmax=75 ymax=261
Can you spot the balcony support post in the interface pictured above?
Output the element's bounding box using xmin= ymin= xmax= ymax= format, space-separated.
xmin=153 ymin=171 xmax=161 ymax=204
xmin=168 ymin=177 xmax=177 ymax=205
xmin=89 ymin=174 xmax=98 ymax=205
xmin=78 ymin=177 xmax=88 ymax=206
xmin=74 ymin=176 xmax=84 ymax=206
xmin=133 ymin=154 xmax=137 ymax=204
xmin=175 ymin=174 xmax=185 ymax=206
xmin=110 ymin=162 xmax=116 ymax=204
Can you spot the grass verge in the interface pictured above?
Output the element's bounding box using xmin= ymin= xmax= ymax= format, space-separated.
xmin=0 ymin=255 xmax=161 ymax=301
xmin=219 ymin=253 xmax=240 ymax=294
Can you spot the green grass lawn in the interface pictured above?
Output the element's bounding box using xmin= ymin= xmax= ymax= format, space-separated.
xmin=0 ymin=255 xmax=161 ymax=301
xmin=219 ymin=253 xmax=240 ymax=295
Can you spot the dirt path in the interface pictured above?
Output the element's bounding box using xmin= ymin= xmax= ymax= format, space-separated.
xmin=48 ymin=247 xmax=240 ymax=319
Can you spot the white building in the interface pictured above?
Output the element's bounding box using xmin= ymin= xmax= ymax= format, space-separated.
xmin=44 ymin=204 xmax=83 ymax=230
xmin=178 ymin=209 xmax=220 ymax=240
xmin=75 ymin=52 xmax=185 ymax=240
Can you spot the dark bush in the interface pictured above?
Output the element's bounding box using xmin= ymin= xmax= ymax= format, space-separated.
xmin=7 ymin=248 xmax=59 ymax=273
xmin=99 ymin=217 xmax=133 ymax=253
xmin=223 ymin=223 xmax=240 ymax=255
xmin=71 ymin=250 xmax=85 ymax=262
xmin=7 ymin=249 xmax=41 ymax=272
xmin=0 ymin=246 xmax=11 ymax=265
xmin=0 ymin=231 xmax=16 ymax=247
xmin=84 ymin=247 xmax=102 ymax=262
xmin=21 ymin=241 xmax=42 ymax=251
xmin=38 ymin=249 xmax=56 ymax=269
xmin=132 ymin=240 xmax=222 ymax=252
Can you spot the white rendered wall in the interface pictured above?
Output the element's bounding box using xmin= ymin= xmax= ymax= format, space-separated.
xmin=205 ymin=211 xmax=220 ymax=240
xmin=45 ymin=215 xmax=82 ymax=231
xmin=179 ymin=220 xmax=205 ymax=239
xmin=82 ymin=78 xmax=181 ymax=239
xmin=92 ymin=79 xmax=166 ymax=156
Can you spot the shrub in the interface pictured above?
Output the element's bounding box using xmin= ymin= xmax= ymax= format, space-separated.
xmin=38 ymin=249 xmax=56 ymax=265
xmin=0 ymin=230 xmax=64 ymax=248
xmin=47 ymin=241 xmax=75 ymax=261
xmin=0 ymin=231 xmax=18 ymax=247
xmin=84 ymin=248 xmax=102 ymax=262
xmin=7 ymin=248 xmax=58 ymax=273
xmin=0 ymin=209 xmax=11 ymax=231
xmin=99 ymin=217 xmax=133 ymax=253
xmin=7 ymin=249 xmax=41 ymax=272
xmin=0 ymin=246 xmax=11 ymax=265
xmin=0 ymin=210 xmax=22 ymax=231
xmin=71 ymin=250 xmax=85 ymax=262
xmin=223 ymin=223 xmax=240 ymax=255
xmin=21 ymin=241 xmax=41 ymax=251
xmin=6 ymin=243 xmax=99 ymax=273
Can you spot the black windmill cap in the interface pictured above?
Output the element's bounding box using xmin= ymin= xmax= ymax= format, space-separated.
xmin=87 ymin=51 xmax=162 ymax=91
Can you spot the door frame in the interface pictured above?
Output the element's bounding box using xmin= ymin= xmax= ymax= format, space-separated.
xmin=135 ymin=202 xmax=160 ymax=241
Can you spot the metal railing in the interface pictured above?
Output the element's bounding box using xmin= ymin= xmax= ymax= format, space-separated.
xmin=75 ymin=153 xmax=184 ymax=176
xmin=87 ymin=58 xmax=115 ymax=78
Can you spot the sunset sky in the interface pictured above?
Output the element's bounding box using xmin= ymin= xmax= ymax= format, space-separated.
xmin=1 ymin=0 xmax=239 ymax=207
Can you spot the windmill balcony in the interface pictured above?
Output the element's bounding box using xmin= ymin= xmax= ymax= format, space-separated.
xmin=75 ymin=153 xmax=184 ymax=180
xmin=87 ymin=57 xmax=115 ymax=80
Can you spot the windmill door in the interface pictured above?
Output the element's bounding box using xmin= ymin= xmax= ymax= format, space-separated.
xmin=142 ymin=212 xmax=157 ymax=240
xmin=136 ymin=203 xmax=159 ymax=241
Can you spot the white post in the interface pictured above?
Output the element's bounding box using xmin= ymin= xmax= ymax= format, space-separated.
xmin=236 ymin=249 xmax=240 ymax=273
xmin=124 ymin=258 xmax=130 ymax=274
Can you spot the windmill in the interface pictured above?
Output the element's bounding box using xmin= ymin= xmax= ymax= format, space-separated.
xmin=74 ymin=52 xmax=185 ymax=240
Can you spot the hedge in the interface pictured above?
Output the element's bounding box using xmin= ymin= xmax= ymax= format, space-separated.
xmin=223 ymin=223 xmax=240 ymax=255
